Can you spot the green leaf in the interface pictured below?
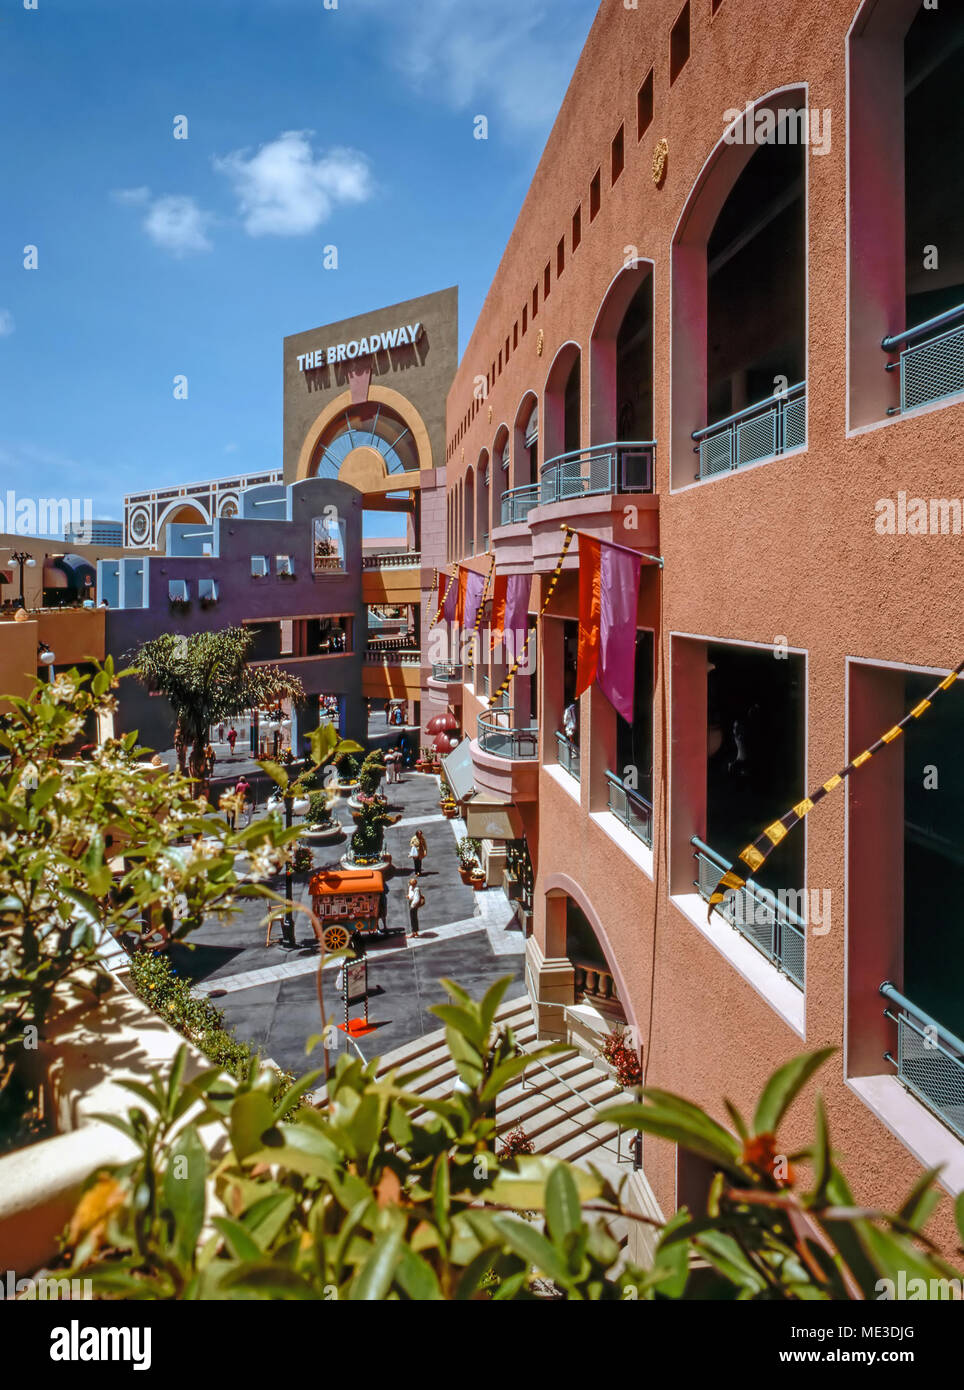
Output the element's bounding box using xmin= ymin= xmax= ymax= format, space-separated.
xmin=229 ymin=1090 xmax=277 ymax=1161
xmin=349 ymin=1226 xmax=404 ymax=1301
xmin=433 ymin=1154 xmax=451 ymax=1241
xmin=545 ymin=1163 xmax=582 ymax=1246
xmin=896 ymin=1167 xmax=943 ymax=1232
xmin=395 ymin=1245 xmax=444 ymax=1301
xmin=602 ymin=1096 xmax=743 ymax=1174
xmin=257 ymin=760 xmax=289 ymax=790
xmin=212 ymin=1216 xmax=263 ymax=1262
xmin=241 ymin=1191 xmax=297 ymax=1248
xmin=490 ymin=1155 xmax=603 ymax=1210
xmin=220 ymin=1262 xmax=316 ymax=1299
xmin=492 ymin=1214 xmax=571 ymax=1287
xmin=162 ymin=1125 xmax=207 ymax=1269
xmin=752 ymin=1048 xmax=835 ymax=1136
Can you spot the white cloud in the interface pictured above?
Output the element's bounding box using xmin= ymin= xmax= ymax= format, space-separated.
xmin=113 ymin=187 xmax=213 ymax=256
xmin=214 ymin=131 xmax=373 ymax=237
xmin=350 ymin=0 xmax=595 ymax=135
xmin=224 ymin=442 xmax=238 ymax=454
xmin=0 ymin=310 xmax=14 ymax=337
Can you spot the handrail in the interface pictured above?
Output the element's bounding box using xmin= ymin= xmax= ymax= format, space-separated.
xmin=691 ymin=834 xmax=807 ymax=932
xmin=539 ymin=439 xmax=658 ymax=475
xmin=515 ymin=1040 xmax=628 ymax=1157
xmin=880 ymin=981 xmax=964 ymax=1059
xmin=881 ymin=302 xmax=964 ymax=353
xmin=691 ymin=382 xmax=806 ymax=443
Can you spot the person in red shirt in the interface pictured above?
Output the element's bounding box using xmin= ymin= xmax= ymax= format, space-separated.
xmin=227 ymin=726 xmax=238 ymax=754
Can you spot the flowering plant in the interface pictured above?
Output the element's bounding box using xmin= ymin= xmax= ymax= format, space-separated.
xmin=601 ymin=1030 xmax=642 ymax=1089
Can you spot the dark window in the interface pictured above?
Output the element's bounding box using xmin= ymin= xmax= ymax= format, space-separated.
xmin=589 ymin=168 xmax=601 ymax=221
xmin=637 ymin=68 xmax=654 ymax=139
xmin=544 ymin=262 xmax=551 ymax=299
xmin=522 ymin=304 xmax=528 ymax=335
xmin=557 ymin=237 xmax=565 ymax=278
xmin=611 ymin=123 xmax=625 ymax=184
xmin=532 ymin=285 xmax=539 ymax=318
xmin=513 ymin=321 xmax=519 ymax=349
xmin=670 ymin=3 xmax=691 ymax=84
xmin=572 ymin=204 xmax=582 ymax=252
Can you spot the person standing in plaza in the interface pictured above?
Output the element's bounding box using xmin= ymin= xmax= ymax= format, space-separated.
xmin=409 ymin=828 xmax=427 ymax=876
xmin=227 ymin=725 xmax=237 ymax=755
xmin=407 ymin=875 xmax=425 ymax=938
xmin=234 ymin=775 xmax=251 ymax=827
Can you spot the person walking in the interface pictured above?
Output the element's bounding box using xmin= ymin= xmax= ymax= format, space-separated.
xmin=234 ymin=775 xmax=251 ymax=827
xmin=407 ymin=875 xmax=425 ymax=938
xmin=409 ymin=828 xmax=428 ymax=877
xmin=218 ymin=722 xmax=225 ymax=743
xmin=227 ymin=726 xmax=237 ymax=755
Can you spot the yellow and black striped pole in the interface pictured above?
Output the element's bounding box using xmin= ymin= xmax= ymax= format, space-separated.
xmin=708 ymin=656 xmax=964 ymax=916
xmin=488 ymin=525 xmax=575 ymax=707
xmin=434 ymin=569 xmax=457 ymax=626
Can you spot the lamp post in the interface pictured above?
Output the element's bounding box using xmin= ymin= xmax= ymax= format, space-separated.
xmin=280 ymin=787 xmax=297 ymax=949
xmin=9 ymin=551 xmax=36 ymax=608
xmin=38 ymin=644 xmax=56 ymax=683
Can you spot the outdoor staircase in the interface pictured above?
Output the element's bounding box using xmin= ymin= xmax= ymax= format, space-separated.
xmin=371 ymin=994 xmax=663 ymax=1267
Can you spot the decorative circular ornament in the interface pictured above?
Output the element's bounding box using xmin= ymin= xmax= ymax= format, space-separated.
xmin=652 ymin=138 xmax=669 ymax=187
xmin=536 ymin=330 xmax=544 ymax=357
xmin=128 ymin=508 xmax=150 ymax=543
xmin=322 ymin=923 xmax=350 ymax=952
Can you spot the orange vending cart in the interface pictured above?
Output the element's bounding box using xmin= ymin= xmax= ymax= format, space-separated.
xmin=308 ymin=867 xmax=385 ymax=952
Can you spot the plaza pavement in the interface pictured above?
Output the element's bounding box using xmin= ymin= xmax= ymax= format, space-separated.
xmin=165 ymin=766 xmax=526 ymax=1075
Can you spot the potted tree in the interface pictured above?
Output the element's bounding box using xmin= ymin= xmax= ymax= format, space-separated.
xmin=301 ymin=789 xmax=343 ymax=845
xmin=456 ymin=836 xmax=481 ymax=884
xmin=341 ymin=798 xmax=398 ymax=871
xmin=348 ymin=751 xmax=388 ymax=813
xmin=333 ymin=752 xmax=360 ymax=797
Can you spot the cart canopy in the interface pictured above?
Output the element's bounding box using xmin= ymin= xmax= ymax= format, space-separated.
xmin=308 ymin=867 xmax=384 ymax=897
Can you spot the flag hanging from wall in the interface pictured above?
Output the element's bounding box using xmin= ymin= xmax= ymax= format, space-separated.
xmin=575 ymin=535 xmax=643 ymax=724
xmin=491 ymin=573 xmax=532 ymax=653
xmin=443 ymin=568 xmax=460 ymax=622
xmin=461 ymin=569 xmax=486 ymax=634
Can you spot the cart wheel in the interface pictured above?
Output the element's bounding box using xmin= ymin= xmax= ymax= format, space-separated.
xmin=323 ymin=924 xmax=350 ymax=952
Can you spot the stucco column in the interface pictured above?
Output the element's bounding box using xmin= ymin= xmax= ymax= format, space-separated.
xmin=527 ymin=886 xmax=575 ymax=1040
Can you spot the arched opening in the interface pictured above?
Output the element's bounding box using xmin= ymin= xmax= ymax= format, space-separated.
xmin=490 ymin=426 xmax=509 ymax=532
xmin=850 ymin=1 xmax=964 ymax=423
xmin=475 ymin=451 xmax=489 ymax=554
xmin=590 ymin=262 xmax=655 ymax=445
xmin=672 ymin=89 xmax=807 ymax=487
xmin=463 ymin=467 xmax=475 ymax=557
xmin=543 ymin=343 xmax=582 ymax=467
xmin=308 ymin=401 xmax=421 ymax=479
xmin=161 ymin=503 xmax=207 ymax=529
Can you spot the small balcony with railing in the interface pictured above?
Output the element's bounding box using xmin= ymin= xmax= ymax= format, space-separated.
xmin=426 ymin=660 xmax=463 ymax=709
xmin=470 ymin=706 xmax=540 ymax=802
xmin=692 ymin=383 xmax=806 ymax=482
xmin=528 ymin=441 xmax=658 ymax=574
xmin=879 ymin=983 xmax=964 ymax=1142
xmin=554 ymin=731 xmax=580 ymax=781
xmin=691 ymin=837 xmax=805 ymax=990
xmin=882 ymin=304 xmax=964 ymax=416
xmin=605 ymin=770 xmax=652 ymax=849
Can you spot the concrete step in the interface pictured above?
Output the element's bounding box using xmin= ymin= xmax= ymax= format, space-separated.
xmin=496 ymin=1057 xmax=613 ymax=1131
xmin=374 ymin=995 xmax=534 ymax=1081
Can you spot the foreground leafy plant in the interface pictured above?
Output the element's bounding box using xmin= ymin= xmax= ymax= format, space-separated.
xmin=60 ymin=990 xmax=964 ymax=1300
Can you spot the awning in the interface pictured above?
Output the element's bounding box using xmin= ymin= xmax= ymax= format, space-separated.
xmin=464 ymin=795 xmax=524 ymax=841
xmin=441 ymin=737 xmax=475 ymax=802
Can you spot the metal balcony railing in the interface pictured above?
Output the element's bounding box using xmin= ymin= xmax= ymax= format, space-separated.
xmin=692 ymin=383 xmax=806 ymax=480
xmin=882 ymin=304 xmax=964 ymax=415
xmin=691 ymin=836 xmax=805 ymax=988
xmin=481 ymin=531 xmax=489 ymax=552
xmin=555 ymin=731 xmax=580 ymax=781
xmin=431 ymin=661 xmax=462 ymax=682
xmin=880 ymin=982 xmax=964 ymax=1140
xmin=605 ymin=771 xmax=652 ymax=848
xmin=361 ymin=550 xmax=421 ymax=569
xmin=477 ymin=707 xmax=539 ymax=761
xmin=540 ymin=441 xmax=656 ymax=507
xmin=501 ymin=484 xmax=540 ymax=526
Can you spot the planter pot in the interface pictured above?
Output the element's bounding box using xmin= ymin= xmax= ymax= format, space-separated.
xmin=336 ymin=781 xmax=359 ymax=798
xmin=443 ymin=808 xmax=458 ymax=820
xmin=339 ymin=851 xmax=392 ymax=872
xmin=458 ymin=867 xmax=475 ymax=885
xmin=291 ymin=798 xmax=310 ymax=817
xmin=471 ymin=876 xmax=486 ymax=891
xmin=302 ymin=823 xmax=344 ymax=844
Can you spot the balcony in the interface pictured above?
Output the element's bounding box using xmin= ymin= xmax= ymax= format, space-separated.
xmin=692 ymin=383 xmax=806 ymax=480
xmin=361 ymin=550 xmax=421 ymax=569
xmin=882 ymin=304 xmax=964 ymax=416
xmin=501 ymin=484 xmax=540 ymax=527
xmin=539 ymin=440 xmax=655 ymax=506
xmin=555 ymin=731 xmax=580 ymax=781
xmin=470 ymin=706 xmax=539 ymax=802
xmin=880 ymin=982 xmax=964 ymax=1140
xmin=605 ymin=770 xmax=652 ymax=848
xmin=691 ymin=837 xmax=804 ymax=989
xmin=364 ymin=640 xmax=420 ymax=666
xmin=426 ymin=661 xmax=462 ymax=709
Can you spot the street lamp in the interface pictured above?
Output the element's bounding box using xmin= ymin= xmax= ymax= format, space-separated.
xmin=38 ymin=644 xmax=56 ymax=683
xmin=9 ymin=552 xmax=36 ymax=608
xmin=280 ymin=788 xmax=297 ymax=950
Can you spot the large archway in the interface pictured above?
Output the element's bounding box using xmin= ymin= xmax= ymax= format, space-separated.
xmin=543 ymin=342 xmax=582 ymax=466
xmin=590 ymin=261 xmax=655 ymax=446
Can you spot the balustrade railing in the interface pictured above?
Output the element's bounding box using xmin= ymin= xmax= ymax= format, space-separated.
xmin=882 ymin=304 xmax=964 ymax=415
xmin=692 ymin=383 xmax=806 ymax=479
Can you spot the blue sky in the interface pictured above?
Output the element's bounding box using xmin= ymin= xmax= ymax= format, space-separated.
xmin=0 ymin=0 xmax=598 ymax=536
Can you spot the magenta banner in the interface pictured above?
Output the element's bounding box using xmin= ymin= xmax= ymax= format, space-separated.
xmin=462 ymin=568 xmax=486 ymax=634
xmin=597 ymin=542 xmax=642 ymax=724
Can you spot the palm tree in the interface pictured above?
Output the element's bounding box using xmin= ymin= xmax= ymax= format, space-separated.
xmin=131 ymin=626 xmax=305 ymax=782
